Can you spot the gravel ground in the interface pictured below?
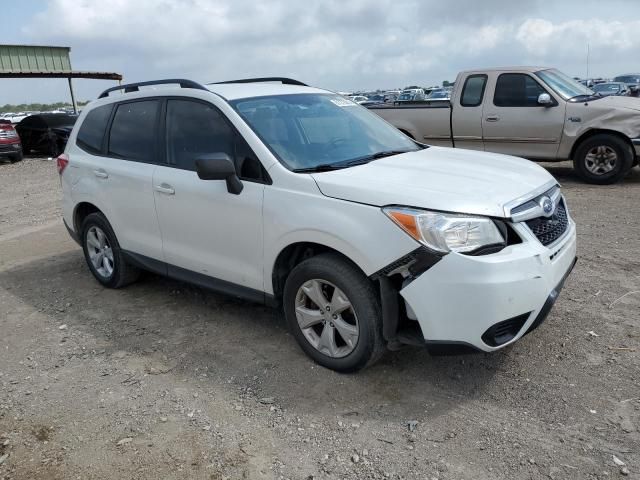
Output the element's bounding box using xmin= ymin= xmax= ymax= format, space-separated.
xmin=0 ymin=156 xmax=638 ymax=480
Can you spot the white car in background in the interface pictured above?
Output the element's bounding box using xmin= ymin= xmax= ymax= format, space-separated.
xmin=59 ymin=77 xmax=576 ymax=372
xmin=348 ymin=95 xmax=370 ymax=104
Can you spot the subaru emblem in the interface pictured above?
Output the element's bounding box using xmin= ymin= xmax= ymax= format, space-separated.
xmin=540 ymin=196 xmax=554 ymax=216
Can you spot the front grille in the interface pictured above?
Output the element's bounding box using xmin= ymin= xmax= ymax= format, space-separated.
xmin=525 ymin=200 xmax=568 ymax=246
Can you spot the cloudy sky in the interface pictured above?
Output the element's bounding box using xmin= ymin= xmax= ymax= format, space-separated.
xmin=2 ymin=0 xmax=640 ymax=104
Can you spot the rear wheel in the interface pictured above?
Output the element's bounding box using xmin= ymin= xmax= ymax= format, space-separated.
xmin=9 ymin=151 xmax=23 ymax=163
xmin=573 ymin=134 xmax=633 ymax=184
xmin=81 ymin=212 xmax=140 ymax=288
xmin=283 ymin=253 xmax=385 ymax=372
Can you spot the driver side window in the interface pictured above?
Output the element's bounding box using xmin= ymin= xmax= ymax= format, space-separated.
xmin=493 ymin=73 xmax=549 ymax=107
xmin=165 ymin=99 xmax=268 ymax=182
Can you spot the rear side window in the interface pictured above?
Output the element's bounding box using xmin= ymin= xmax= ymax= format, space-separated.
xmin=460 ymin=75 xmax=487 ymax=107
xmin=494 ymin=74 xmax=547 ymax=107
xmin=76 ymin=105 xmax=112 ymax=154
xmin=108 ymin=100 xmax=159 ymax=162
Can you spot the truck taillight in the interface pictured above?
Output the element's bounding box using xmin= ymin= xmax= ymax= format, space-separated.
xmin=56 ymin=154 xmax=69 ymax=175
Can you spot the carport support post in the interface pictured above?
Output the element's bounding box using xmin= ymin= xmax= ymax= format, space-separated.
xmin=67 ymin=77 xmax=78 ymax=114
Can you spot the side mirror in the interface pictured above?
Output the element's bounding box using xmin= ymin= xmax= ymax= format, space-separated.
xmin=537 ymin=93 xmax=552 ymax=106
xmin=195 ymin=153 xmax=243 ymax=195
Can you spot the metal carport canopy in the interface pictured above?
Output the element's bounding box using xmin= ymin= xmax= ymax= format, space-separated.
xmin=0 ymin=44 xmax=122 ymax=113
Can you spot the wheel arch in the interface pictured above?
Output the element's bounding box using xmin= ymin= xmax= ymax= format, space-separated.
xmin=570 ymin=128 xmax=634 ymax=160
xmin=73 ymin=202 xmax=104 ymax=234
xmin=271 ymin=241 xmax=370 ymax=303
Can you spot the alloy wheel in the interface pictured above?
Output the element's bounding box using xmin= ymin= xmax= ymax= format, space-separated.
xmin=86 ymin=226 xmax=114 ymax=278
xmin=294 ymin=279 xmax=359 ymax=358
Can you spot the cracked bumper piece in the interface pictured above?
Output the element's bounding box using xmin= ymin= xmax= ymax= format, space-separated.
xmin=400 ymin=220 xmax=577 ymax=352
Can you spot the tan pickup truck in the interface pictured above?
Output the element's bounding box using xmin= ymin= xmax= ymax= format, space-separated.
xmin=369 ymin=67 xmax=640 ymax=184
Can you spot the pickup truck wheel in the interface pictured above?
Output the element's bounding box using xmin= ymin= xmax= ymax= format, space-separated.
xmin=283 ymin=253 xmax=385 ymax=372
xmin=573 ymin=134 xmax=633 ymax=184
xmin=81 ymin=212 xmax=140 ymax=288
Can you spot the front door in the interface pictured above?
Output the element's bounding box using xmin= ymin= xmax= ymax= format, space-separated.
xmin=482 ymin=73 xmax=566 ymax=159
xmin=152 ymin=98 xmax=266 ymax=294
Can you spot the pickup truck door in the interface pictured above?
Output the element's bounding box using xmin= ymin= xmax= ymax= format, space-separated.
xmin=451 ymin=74 xmax=488 ymax=151
xmin=481 ymin=72 xmax=566 ymax=159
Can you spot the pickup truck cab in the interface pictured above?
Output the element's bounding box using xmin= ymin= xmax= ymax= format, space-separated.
xmin=370 ymin=67 xmax=640 ymax=184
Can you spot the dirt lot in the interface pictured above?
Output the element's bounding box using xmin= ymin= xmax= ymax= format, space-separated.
xmin=0 ymin=156 xmax=638 ymax=480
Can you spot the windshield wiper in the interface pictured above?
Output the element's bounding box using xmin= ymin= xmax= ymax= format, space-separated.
xmin=292 ymin=158 xmax=372 ymax=173
xmin=568 ymin=93 xmax=601 ymax=102
xmin=292 ymin=150 xmax=413 ymax=173
xmin=368 ymin=150 xmax=412 ymax=159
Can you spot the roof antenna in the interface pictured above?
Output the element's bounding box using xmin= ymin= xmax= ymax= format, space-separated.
xmin=586 ymin=42 xmax=590 ymax=85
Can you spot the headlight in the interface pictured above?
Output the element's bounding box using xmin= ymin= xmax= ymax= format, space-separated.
xmin=383 ymin=207 xmax=504 ymax=253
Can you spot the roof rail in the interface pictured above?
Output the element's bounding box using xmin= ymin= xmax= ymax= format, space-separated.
xmin=211 ymin=77 xmax=308 ymax=87
xmin=98 ymin=79 xmax=208 ymax=99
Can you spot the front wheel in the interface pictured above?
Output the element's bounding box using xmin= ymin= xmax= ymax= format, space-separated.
xmin=283 ymin=253 xmax=385 ymax=372
xmin=573 ymin=134 xmax=633 ymax=184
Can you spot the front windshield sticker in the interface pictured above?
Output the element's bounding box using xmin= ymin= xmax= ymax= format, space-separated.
xmin=330 ymin=98 xmax=357 ymax=107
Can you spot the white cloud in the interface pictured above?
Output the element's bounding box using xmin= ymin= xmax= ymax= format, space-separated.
xmin=517 ymin=18 xmax=640 ymax=56
xmin=5 ymin=0 xmax=640 ymax=103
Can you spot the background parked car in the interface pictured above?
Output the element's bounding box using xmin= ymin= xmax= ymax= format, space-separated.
xmin=0 ymin=120 xmax=23 ymax=162
xmin=426 ymin=88 xmax=451 ymax=100
xmin=592 ymin=82 xmax=630 ymax=97
xmin=348 ymin=95 xmax=370 ymax=104
xmin=16 ymin=113 xmax=78 ymax=156
xmin=383 ymin=90 xmax=401 ymax=102
xmin=613 ymin=73 xmax=640 ymax=97
xmin=396 ymin=88 xmax=425 ymax=102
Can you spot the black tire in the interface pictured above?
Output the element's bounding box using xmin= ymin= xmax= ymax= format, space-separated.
xmin=283 ymin=253 xmax=385 ymax=372
xmin=573 ymin=134 xmax=633 ymax=184
xmin=81 ymin=212 xmax=140 ymax=288
xmin=9 ymin=151 xmax=23 ymax=163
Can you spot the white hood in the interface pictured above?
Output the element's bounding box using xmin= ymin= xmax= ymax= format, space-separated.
xmin=311 ymin=147 xmax=555 ymax=218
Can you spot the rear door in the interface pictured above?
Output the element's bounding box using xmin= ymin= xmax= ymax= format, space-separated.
xmin=72 ymin=100 xmax=164 ymax=261
xmin=152 ymin=98 xmax=266 ymax=294
xmin=481 ymin=72 xmax=566 ymax=159
xmin=451 ymin=74 xmax=487 ymax=151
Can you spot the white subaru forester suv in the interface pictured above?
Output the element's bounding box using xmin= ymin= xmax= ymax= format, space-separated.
xmin=59 ymin=78 xmax=577 ymax=372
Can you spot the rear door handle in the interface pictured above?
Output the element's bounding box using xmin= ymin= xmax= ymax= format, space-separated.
xmin=93 ymin=169 xmax=108 ymax=179
xmin=154 ymin=183 xmax=175 ymax=195
xmin=485 ymin=115 xmax=500 ymax=122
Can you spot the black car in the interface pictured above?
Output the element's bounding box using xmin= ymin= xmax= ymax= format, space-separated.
xmin=613 ymin=74 xmax=640 ymax=97
xmin=16 ymin=113 xmax=78 ymax=156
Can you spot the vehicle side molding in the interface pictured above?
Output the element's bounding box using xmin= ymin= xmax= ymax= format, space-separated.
xmin=195 ymin=153 xmax=244 ymax=195
xmin=121 ymin=250 xmax=267 ymax=304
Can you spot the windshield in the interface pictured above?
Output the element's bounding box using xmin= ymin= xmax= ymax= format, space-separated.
xmin=231 ymin=94 xmax=420 ymax=171
xmin=535 ymin=68 xmax=594 ymax=99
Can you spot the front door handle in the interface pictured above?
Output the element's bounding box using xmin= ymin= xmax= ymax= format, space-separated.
xmin=485 ymin=115 xmax=500 ymax=122
xmin=154 ymin=183 xmax=175 ymax=195
xmin=93 ymin=169 xmax=108 ymax=179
